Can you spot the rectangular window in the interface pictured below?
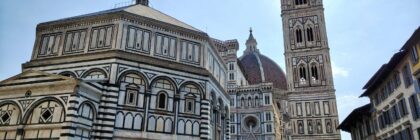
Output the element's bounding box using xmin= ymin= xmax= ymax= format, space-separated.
xmin=229 ymin=73 xmax=235 ymax=80
xmin=155 ymin=33 xmax=177 ymax=59
xmin=399 ymin=98 xmax=409 ymax=116
xmin=231 ymin=125 xmax=235 ymax=133
xmin=267 ymin=124 xmax=272 ymax=133
xmin=395 ymin=72 xmax=401 ymax=88
xmin=125 ymin=26 xmax=151 ymax=53
xmin=314 ymin=102 xmax=320 ymax=115
xmin=305 ymin=102 xmax=311 ymax=116
xmin=229 ymin=63 xmax=235 ymax=70
xmin=296 ymin=103 xmax=302 ymax=116
xmin=89 ymin=25 xmax=114 ymax=50
xmin=323 ymin=101 xmax=330 ymax=115
xmin=409 ymin=94 xmax=420 ymax=119
xmin=38 ymin=33 xmax=61 ymax=57
xmin=265 ymin=95 xmax=270 ymax=105
xmin=181 ymin=40 xmax=201 ymax=64
xmin=402 ymin=64 xmax=413 ymax=87
xmin=125 ymin=89 xmax=138 ymax=106
xmin=411 ymin=46 xmax=419 ymax=63
xmin=393 ymin=105 xmax=401 ymax=120
xmin=185 ymin=98 xmax=195 ymax=113
xmin=266 ymin=112 xmax=272 ymax=121
xmin=64 ymin=29 xmax=87 ymax=54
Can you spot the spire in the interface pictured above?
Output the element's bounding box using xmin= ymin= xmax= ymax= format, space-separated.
xmin=244 ymin=27 xmax=259 ymax=54
xmin=135 ymin=0 xmax=149 ymax=6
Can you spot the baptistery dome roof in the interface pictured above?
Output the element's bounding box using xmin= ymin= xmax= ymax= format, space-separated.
xmin=239 ymin=29 xmax=287 ymax=90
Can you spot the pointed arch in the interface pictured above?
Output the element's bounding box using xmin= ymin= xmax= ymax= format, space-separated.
xmin=156 ymin=117 xmax=165 ymax=132
xmin=178 ymin=119 xmax=185 ymax=134
xmin=115 ymin=112 xmax=124 ymax=128
xmin=164 ymin=118 xmax=173 ymax=133
xmin=193 ymin=121 xmax=200 ymax=136
xmin=185 ymin=120 xmax=193 ymax=135
xmin=298 ymin=63 xmax=307 ymax=80
xmin=124 ymin=112 xmax=134 ymax=129
xmin=133 ymin=114 xmax=143 ymax=130
xmin=147 ymin=116 xmax=156 ymax=131
xmin=310 ymin=62 xmax=320 ymax=81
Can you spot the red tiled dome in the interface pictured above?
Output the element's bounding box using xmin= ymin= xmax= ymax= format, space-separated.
xmin=239 ymin=52 xmax=287 ymax=90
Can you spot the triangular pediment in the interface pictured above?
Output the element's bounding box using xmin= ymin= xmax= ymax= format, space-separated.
xmin=0 ymin=70 xmax=78 ymax=88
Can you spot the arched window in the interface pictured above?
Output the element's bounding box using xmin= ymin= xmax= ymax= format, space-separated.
xmin=299 ymin=64 xmax=307 ymax=80
xmin=78 ymin=103 xmax=94 ymax=120
xmin=83 ymin=69 xmax=107 ymax=79
xmin=255 ymin=96 xmax=259 ymax=106
xmin=59 ymin=71 xmax=76 ymax=78
xmin=306 ymin=27 xmax=314 ymax=42
xmin=311 ymin=63 xmax=319 ymax=80
xmin=157 ymin=92 xmax=167 ymax=109
xmin=0 ymin=103 xmax=20 ymax=125
xmin=296 ymin=29 xmax=303 ymax=43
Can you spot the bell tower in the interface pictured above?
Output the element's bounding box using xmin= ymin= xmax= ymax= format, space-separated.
xmin=280 ymin=0 xmax=341 ymax=139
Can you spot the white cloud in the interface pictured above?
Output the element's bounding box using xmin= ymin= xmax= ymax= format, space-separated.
xmin=332 ymin=62 xmax=349 ymax=78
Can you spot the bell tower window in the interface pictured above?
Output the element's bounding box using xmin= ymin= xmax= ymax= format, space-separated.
xmin=295 ymin=0 xmax=308 ymax=5
xmin=296 ymin=29 xmax=303 ymax=43
xmin=311 ymin=63 xmax=319 ymax=80
xmin=306 ymin=27 xmax=314 ymax=42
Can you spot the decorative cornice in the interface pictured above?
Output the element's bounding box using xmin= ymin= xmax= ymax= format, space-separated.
xmin=37 ymin=11 xmax=209 ymax=41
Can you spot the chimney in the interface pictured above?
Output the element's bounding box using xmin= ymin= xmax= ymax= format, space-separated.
xmin=135 ymin=0 xmax=149 ymax=6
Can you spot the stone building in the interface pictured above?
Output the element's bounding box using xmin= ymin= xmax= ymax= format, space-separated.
xmin=339 ymin=27 xmax=420 ymax=140
xmin=0 ymin=0 xmax=341 ymax=140
xmin=278 ymin=0 xmax=341 ymax=139
xmin=338 ymin=104 xmax=375 ymax=140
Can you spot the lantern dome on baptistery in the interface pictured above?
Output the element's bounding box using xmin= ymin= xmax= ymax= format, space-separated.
xmin=239 ymin=29 xmax=287 ymax=90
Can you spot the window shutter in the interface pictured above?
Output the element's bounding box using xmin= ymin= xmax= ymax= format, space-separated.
xmin=414 ymin=94 xmax=420 ymax=119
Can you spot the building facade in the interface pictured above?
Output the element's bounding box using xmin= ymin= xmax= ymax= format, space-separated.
xmin=338 ymin=104 xmax=375 ymax=140
xmin=0 ymin=0 xmax=342 ymax=140
xmin=339 ymin=27 xmax=420 ymax=140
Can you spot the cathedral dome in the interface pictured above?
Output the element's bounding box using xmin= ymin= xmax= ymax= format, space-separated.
xmin=239 ymin=29 xmax=287 ymax=90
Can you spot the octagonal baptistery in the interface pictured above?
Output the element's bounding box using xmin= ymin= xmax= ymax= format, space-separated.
xmin=239 ymin=30 xmax=287 ymax=90
xmin=0 ymin=1 xmax=230 ymax=140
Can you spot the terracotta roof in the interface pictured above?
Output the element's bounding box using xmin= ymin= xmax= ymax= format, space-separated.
xmin=361 ymin=27 xmax=420 ymax=97
xmin=239 ymin=52 xmax=287 ymax=90
xmin=338 ymin=103 xmax=372 ymax=132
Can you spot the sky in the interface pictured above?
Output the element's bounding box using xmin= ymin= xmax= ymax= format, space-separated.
xmin=0 ymin=0 xmax=419 ymax=139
